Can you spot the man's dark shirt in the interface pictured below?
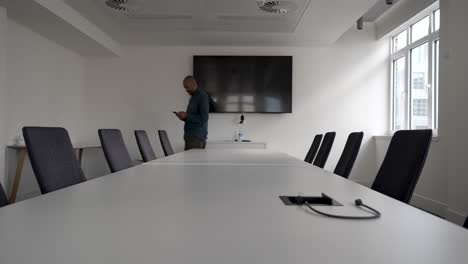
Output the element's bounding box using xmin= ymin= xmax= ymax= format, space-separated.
xmin=184 ymin=89 xmax=209 ymax=140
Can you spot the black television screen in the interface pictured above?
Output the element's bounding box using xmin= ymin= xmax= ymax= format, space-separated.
xmin=193 ymin=56 xmax=292 ymax=113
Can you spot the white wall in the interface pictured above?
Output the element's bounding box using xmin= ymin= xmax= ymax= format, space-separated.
xmin=0 ymin=7 xmax=7 ymax=190
xmin=3 ymin=18 xmax=112 ymax=200
xmin=85 ymin=25 xmax=390 ymax=185
xmin=6 ymin=18 xmax=86 ymax=142
xmin=439 ymin=0 xmax=468 ymax=225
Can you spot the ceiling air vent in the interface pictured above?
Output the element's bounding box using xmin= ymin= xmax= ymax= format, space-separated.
xmin=105 ymin=0 xmax=128 ymax=11
xmin=257 ymin=1 xmax=298 ymax=14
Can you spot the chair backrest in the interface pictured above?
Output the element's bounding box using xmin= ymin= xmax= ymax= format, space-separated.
xmin=135 ymin=130 xmax=157 ymax=162
xmin=304 ymin=134 xmax=323 ymax=163
xmin=333 ymin=132 xmax=364 ymax=178
xmin=98 ymin=129 xmax=133 ymax=173
xmin=371 ymin=129 xmax=432 ymax=203
xmin=22 ymin=127 xmax=86 ymax=194
xmin=0 ymin=182 xmax=8 ymax=207
xmin=158 ymin=130 xmax=175 ymax=156
xmin=313 ymin=132 xmax=336 ymax=168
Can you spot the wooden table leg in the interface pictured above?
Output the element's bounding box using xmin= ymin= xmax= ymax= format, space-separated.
xmin=9 ymin=148 xmax=27 ymax=203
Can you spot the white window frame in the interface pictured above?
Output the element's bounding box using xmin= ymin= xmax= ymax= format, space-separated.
xmin=390 ymin=4 xmax=440 ymax=133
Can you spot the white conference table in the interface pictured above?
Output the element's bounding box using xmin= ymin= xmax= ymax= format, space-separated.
xmin=148 ymin=148 xmax=309 ymax=165
xmin=0 ymin=151 xmax=467 ymax=264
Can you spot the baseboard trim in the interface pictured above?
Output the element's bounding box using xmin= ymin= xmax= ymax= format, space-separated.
xmin=353 ymin=180 xmax=372 ymax=188
xmin=345 ymin=183 xmax=463 ymax=223
xmin=410 ymin=194 xmax=467 ymax=226
xmin=410 ymin=193 xmax=448 ymax=218
xmin=352 ymin=183 xmax=449 ymax=218
xmin=446 ymin=208 xmax=467 ymax=226
xmin=15 ymin=190 xmax=41 ymax=202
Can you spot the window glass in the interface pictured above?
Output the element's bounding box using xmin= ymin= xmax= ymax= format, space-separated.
xmin=411 ymin=16 xmax=430 ymax=43
xmin=410 ymin=43 xmax=430 ymax=129
xmin=434 ymin=40 xmax=439 ymax=129
xmin=413 ymin=99 xmax=428 ymax=116
xmin=393 ymin=57 xmax=406 ymax=130
xmin=412 ymin=73 xmax=425 ymax=90
xmin=393 ymin=30 xmax=407 ymax=53
xmin=390 ymin=6 xmax=439 ymax=132
xmin=434 ymin=9 xmax=440 ymax=31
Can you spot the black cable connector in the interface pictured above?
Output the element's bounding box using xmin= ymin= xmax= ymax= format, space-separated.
xmin=302 ymin=197 xmax=381 ymax=220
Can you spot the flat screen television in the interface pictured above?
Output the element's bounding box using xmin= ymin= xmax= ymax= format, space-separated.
xmin=193 ymin=56 xmax=292 ymax=113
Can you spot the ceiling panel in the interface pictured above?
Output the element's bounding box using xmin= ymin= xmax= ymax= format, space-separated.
xmin=92 ymin=0 xmax=310 ymax=33
xmin=63 ymin=0 xmax=380 ymax=45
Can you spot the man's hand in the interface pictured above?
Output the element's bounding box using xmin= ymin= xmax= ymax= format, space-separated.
xmin=176 ymin=111 xmax=188 ymax=120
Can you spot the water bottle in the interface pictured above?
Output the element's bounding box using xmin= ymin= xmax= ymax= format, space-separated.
xmin=238 ymin=125 xmax=244 ymax=141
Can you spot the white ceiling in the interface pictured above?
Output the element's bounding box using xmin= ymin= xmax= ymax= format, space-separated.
xmin=98 ymin=0 xmax=310 ymax=32
xmin=0 ymin=0 xmax=122 ymax=56
xmin=363 ymin=0 xmax=401 ymax=21
xmin=64 ymin=0 xmax=380 ymax=46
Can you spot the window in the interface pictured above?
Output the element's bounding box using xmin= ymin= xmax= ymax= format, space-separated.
xmin=393 ymin=30 xmax=407 ymax=52
xmin=391 ymin=6 xmax=439 ymax=131
xmin=413 ymin=99 xmax=428 ymax=117
xmin=434 ymin=40 xmax=439 ymax=129
xmin=412 ymin=73 xmax=425 ymax=90
xmin=434 ymin=9 xmax=440 ymax=31
xmin=410 ymin=43 xmax=430 ymax=129
xmin=393 ymin=57 xmax=406 ymax=130
xmin=411 ymin=16 xmax=430 ymax=43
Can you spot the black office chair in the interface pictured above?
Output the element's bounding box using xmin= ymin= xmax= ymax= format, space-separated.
xmin=304 ymin=134 xmax=323 ymax=163
xmin=158 ymin=130 xmax=175 ymax=156
xmin=333 ymin=132 xmax=364 ymax=178
xmin=135 ymin=130 xmax=157 ymax=162
xmin=22 ymin=127 xmax=86 ymax=194
xmin=463 ymin=217 xmax=468 ymax=229
xmin=372 ymin=129 xmax=432 ymax=203
xmin=99 ymin=129 xmax=133 ymax=173
xmin=313 ymin=132 xmax=336 ymax=168
xmin=0 ymin=182 xmax=8 ymax=207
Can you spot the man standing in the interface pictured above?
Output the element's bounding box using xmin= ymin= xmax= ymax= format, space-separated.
xmin=175 ymin=76 xmax=210 ymax=150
